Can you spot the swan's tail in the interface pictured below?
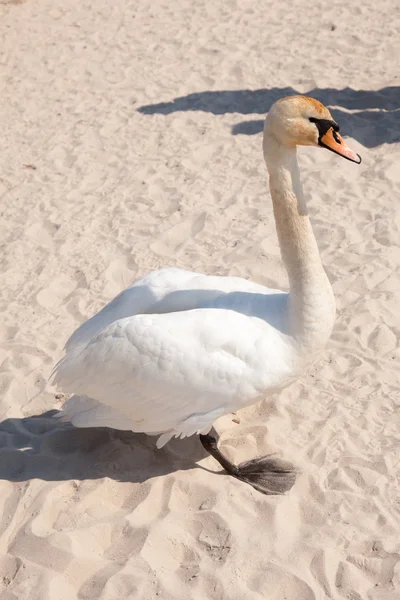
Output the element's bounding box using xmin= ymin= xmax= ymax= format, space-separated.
xmin=56 ymin=398 xmax=217 ymax=449
xmin=56 ymin=400 xmax=201 ymax=448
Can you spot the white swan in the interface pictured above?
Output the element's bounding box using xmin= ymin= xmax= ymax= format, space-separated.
xmin=51 ymin=96 xmax=361 ymax=495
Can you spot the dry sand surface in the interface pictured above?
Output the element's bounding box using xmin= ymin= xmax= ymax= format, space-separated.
xmin=1 ymin=0 xmax=400 ymax=598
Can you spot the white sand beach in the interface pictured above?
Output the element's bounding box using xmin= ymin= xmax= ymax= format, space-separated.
xmin=0 ymin=0 xmax=399 ymax=598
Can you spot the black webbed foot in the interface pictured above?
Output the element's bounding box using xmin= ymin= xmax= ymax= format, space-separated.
xmin=200 ymin=434 xmax=296 ymax=496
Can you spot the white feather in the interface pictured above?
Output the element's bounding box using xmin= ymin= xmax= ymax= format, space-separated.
xmin=51 ymin=268 xmax=302 ymax=446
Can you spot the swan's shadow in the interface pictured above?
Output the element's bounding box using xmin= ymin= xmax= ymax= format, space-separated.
xmin=0 ymin=411 xmax=209 ymax=483
xmin=138 ymin=85 xmax=400 ymax=147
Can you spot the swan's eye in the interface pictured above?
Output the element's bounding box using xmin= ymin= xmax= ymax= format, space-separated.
xmin=309 ymin=117 xmax=318 ymax=124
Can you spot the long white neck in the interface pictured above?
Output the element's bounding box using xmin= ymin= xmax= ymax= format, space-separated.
xmin=263 ymin=128 xmax=336 ymax=351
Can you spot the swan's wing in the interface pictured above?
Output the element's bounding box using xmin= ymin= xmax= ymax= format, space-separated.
xmin=53 ymin=308 xmax=287 ymax=439
xmin=64 ymin=267 xmax=283 ymax=353
xmin=64 ymin=267 xmax=199 ymax=352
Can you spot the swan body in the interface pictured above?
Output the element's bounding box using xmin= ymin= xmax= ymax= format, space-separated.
xmin=52 ymin=268 xmax=304 ymax=447
xmin=52 ymin=95 xmax=361 ymax=491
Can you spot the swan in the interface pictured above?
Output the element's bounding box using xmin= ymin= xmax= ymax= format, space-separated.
xmin=51 ymin=95 xmax=361 ymax=495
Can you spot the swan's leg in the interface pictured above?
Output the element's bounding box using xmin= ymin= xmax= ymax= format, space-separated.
xmin=199 ymin=434 xmax=297 ymax=495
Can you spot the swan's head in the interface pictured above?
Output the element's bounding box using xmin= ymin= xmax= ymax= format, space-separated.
xmin=264 ymin=95 xmax=361 ymax=164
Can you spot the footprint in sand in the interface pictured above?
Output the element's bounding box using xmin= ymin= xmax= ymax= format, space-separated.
xmin=101 ymin=258 xmax=137 ymax=298
xmin=25 ymin=220 xmax=60 ymax=249
xmin=150 ymin=212 xmax=206 ymax=258
xmin=192 ymin=510 xmax=232 ymax=565
xmin=367 ymin=323 xmax=398 ymax=355
xmin=36 ymin=275 xmax=77 ymax=312
xmin=250 ymin=564 xmax=317 ymax=600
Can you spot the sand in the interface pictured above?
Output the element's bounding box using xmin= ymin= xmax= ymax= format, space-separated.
xmin=0 ymin=0 xmax=399 ymax=598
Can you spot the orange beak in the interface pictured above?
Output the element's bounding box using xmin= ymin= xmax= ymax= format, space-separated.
xmin=319 ymin=128 xmax=361 ymax=164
